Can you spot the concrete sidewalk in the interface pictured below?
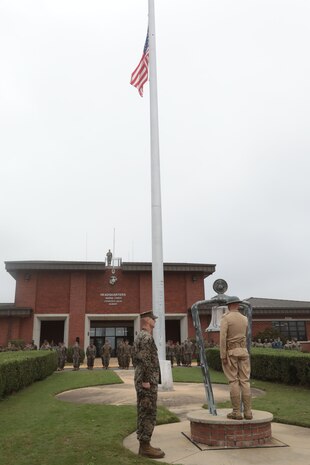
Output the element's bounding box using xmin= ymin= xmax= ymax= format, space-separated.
xmin=58 ymin=366 xmax=310 ymax=465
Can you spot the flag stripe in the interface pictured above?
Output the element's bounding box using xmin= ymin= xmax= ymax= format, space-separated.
xmin=130 ymin=30 xmax=149 ymax=97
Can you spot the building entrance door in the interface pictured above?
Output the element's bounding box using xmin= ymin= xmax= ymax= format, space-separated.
xmin=90 ymin=321 xmax=134 ymax=357
xmin=165 ymin=320 xmax=181 ymax=343
xmin=40 ymin=320 xmax=64 ymax=346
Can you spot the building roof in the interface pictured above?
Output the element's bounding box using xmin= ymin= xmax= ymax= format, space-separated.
xmin=5 ymin=260 xmax=216 ymax=279
xmin=246 ymin=297 xmax=310 ymax=309
xmin=0 ymin=303 xmax=32 ymax=317
xmin=191 ymin=296 xmax=310 ymax=316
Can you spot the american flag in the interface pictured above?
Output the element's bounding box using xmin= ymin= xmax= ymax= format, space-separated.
xmin=130 ymin=30 xmax=149 ymax=97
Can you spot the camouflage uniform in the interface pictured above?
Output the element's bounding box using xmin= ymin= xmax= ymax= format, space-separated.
xmin=166 ymin=341 xmax=174 ymax=367
xmin=100 ymin=341 xmax=112 ymax=369
xmin=86 ymin=344 xmax=97 ymax=369
xmin=117 ymin=340 xmax=125 ymax=368
xmin=57 ymin=343 xmax=67 ymax=370
xmin=174 ymin=342 xmax=182 ymax=366
xmin=123 ymin=340 xmax=131 ymax=369
xmin=72 ymin=343 xmax=81 ymax=370
xmin=183 ymin=339 xmax=193 ymax=367
xmin=133 ymin=329 xmax=160 ymax=443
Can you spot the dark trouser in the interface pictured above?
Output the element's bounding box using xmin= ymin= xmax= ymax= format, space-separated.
xmin=87 ymin=356 xmax=95 ymax=368
xmin=102 ymin=356 xmax=110 ymax=368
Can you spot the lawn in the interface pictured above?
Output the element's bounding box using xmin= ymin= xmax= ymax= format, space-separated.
xmin=0 ymin=364 xmax=309 ymax=465
xmin=0 ymin=369 xmax=177 ymax=465
xmin=173 ymin=366 xmax=310 ymax=427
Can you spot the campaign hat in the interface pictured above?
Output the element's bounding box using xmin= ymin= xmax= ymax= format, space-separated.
xmin=226 ymin=296 xmax=242 ymax=306
xmin=140 ymin=311 xmax=158 ymax=320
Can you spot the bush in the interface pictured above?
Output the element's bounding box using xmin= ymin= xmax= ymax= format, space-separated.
xmin=205 ymin=347 xmax=310 ymax=387
xmin=0 ymin=351 xmax=57 ymax=398
xmin=206 ymin=348 xmax=222 ymax=372
xmin=8 ymin=339 xmax=25 ymax=349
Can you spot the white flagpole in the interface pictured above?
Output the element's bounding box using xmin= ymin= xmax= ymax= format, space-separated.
xmin=148 ymin=0 xmax=173 ymax=389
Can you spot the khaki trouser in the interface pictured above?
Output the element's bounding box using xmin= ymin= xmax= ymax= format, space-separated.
xmin=222 ymin=347 xmax=251 ymax=398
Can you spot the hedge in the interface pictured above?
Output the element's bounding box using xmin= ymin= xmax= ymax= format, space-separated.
xmin=0 ymin=351 xmax=57 ymax=398
xmin=206 ymin=347 xmax=310 ymax=387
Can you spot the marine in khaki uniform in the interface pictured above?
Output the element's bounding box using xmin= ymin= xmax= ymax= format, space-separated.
xmin=132 ymin=311 xmax=165 ymax=459
xmin=220 ymin=297 xmax=253 ymax=420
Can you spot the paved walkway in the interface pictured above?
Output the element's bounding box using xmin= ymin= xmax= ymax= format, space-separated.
xmin=58 ymin=364 xmax=310 ymax=465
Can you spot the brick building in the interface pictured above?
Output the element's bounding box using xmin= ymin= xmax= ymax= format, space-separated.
xmin=0 ymin=260 xmax=215 ymax=354
xmin=198 ymin=297 xmax=310 ymax=344
xmin=1 ymin=260 xmax=309 ymax=353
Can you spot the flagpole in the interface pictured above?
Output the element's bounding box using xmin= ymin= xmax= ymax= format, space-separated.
xmin=148 ymin=0 xmax=173 ymax=390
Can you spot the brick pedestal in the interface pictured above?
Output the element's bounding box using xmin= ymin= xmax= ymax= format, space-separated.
xmin=188 ymin=409 xmax=273 ymax=448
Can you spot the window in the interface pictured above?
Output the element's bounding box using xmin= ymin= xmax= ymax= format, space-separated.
xmin=272 ymin=321 xmax=306 ymax=341
xmin=116 ymin=328 xmax=128 ymax=337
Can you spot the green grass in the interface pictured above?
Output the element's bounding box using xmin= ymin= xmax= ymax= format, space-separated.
xmin=1 ymin=363 xmax=310 ymax=465
xmin=173 ymin=366 xmax=226 ymax=384
xmin=172 ymin=365 xmax=310 ymax=428
xmin=0 ymin=369 xmax=178 ymax=465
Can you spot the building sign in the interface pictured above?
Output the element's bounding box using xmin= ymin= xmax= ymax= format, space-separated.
xmin=100 ymin=292 xmax=126 ymax=306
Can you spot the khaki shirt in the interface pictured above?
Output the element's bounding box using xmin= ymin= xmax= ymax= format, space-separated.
xmin=220 ymin=311 xmax=248 ymax=360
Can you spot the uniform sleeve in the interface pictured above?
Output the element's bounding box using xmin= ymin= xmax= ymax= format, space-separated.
xmin=220 ymin=317 xmax=228 ymax=359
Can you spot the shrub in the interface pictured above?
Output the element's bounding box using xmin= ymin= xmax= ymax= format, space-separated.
xmin=8 ymin=339 xmax=25 ymax=349
xmin=205 ymin=347 xmax=310 ymax=387
xmin=0 ymin=351 xmax=57 ymax=398
xmin=205 ymin=348 xmax=222 ymax=372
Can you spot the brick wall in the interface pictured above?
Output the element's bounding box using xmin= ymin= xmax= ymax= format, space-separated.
xmin=190 ymin=420 xmax=272 ymax=447
xmin=69 ymin=272 xmax=87 ymax=346
xmin=185 ymin=274 xmax=205 ymax=308
xmin=252 ymin=321 xmax=271 ymax=337
xmin=15 ymin=271 xmax=37 ymax=308
xmin=139 ymin=273 xmax=152 ymax=311
xmin=0 ymin=320 xmax=9 ymax=346
xmin=164 ymin=272 xmax=187 ymax=312
xmin=36 ymin=271 xmax=70 ymax=313
xmin=86 ymin=270 xmax=140 ymax=313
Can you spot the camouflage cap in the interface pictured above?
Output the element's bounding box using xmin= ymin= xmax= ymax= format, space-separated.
xmin=140 ymin=310 xmax=158 ymax=320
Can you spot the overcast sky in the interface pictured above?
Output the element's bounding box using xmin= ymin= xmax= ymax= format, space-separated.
xmin=1 ymin=0 xmax=309 ymax=303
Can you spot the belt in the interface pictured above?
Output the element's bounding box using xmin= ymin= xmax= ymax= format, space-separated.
xmin=227 ymin=340 xmax=246 ymax=349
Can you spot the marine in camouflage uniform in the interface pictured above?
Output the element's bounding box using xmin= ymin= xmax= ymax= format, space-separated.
xmin=123 ymin=340 xmax=131 ymax=369
xmin=133 ymin=311 xmax=165 ymax=459
xmin=117 ymin=339 xmax=125 ymax=368
xmin=174 ymin=341 xmax=182 ymax=366
xmin=183 ymin=339 xmax=193 ymax=367
xmin=220 ymin=297 xmax=252 ymax=420
xmin=72 ymin=341 xmax=81 ymax=370
xmin=166 ymin=340 xmax=174 ymax=367
xmin=86 ymin=343 xmax=97 ymax=369
xmin=100 ymin=340 xmax=112 ymax=369
xmin=57 ymin=342 xmax=67 ymax=371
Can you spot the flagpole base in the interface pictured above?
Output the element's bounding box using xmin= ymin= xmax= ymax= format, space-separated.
xmin=158 ymin=359 xmax=173 ymax=391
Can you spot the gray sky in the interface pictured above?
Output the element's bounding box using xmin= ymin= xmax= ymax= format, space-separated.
xmin=1 ymin=0 xmax=309 ymax=303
